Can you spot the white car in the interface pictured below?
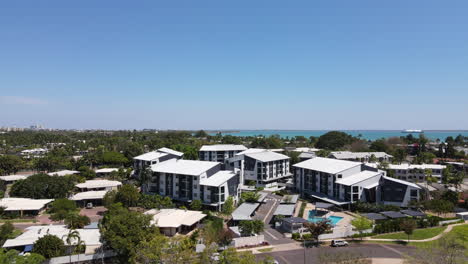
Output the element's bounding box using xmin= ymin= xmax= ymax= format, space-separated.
xmin=331 ymin=240 xmax=348 ymax=247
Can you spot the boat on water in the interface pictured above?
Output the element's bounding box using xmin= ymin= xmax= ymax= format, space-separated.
xmin=402 ymin=129 xmax=423 ymax=133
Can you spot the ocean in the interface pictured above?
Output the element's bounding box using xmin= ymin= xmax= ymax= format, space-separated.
xmin=210 ymin=130 xmax=468 ymax=141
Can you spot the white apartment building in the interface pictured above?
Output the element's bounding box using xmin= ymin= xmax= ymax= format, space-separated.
xmin=133 ymin=147 xmax=184 ymax=175
xmin=294 ymin=157 xmax=421 ymax=207
xmin=148 ymin=159 xmax=239 ymax=210
xmin=199 ymin=144 xmax=248 ymax=167
xmin=228 ymin=149 xmax=292 ymax=188
xmin=387 ymin=163 xmax=446 ymax=182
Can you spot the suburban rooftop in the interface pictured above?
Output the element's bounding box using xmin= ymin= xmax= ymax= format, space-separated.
xmin=293 ymin=157 xmax=362 ymax=174
xmin=200 ymin=144 xmax=248 ymax=151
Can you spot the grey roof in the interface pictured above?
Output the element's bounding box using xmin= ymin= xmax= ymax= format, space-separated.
xmin=280 ymin=195 xmax=299 ymax=204
xmin=380 ymin=211 xmax=408 ymax=219
xmin=362 ymin=213 xmax=387 ymax=220
xmin=315 ymin=202 xmax=334 ymax=209
xmin=282 ymin=217 xmax=308 ymax=224
xmin=231 ymin=203 xmax=259 ymax=221
xmin=401 ymin=210 xmax=426 ymax=217
xmin=273 ymin=204 xmax=295 ymax=216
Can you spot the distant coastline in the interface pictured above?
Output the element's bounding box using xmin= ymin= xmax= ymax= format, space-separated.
xmin=206 ymin=130 xmax=468 ymax=141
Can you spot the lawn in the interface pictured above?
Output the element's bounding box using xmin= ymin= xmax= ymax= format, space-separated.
xmin=409 ymin=224 xmax=468 ymax=252
xmin=257 ymin=247 xmax=273 ymax=253
xmin=372 ymin=226 xmax=447 ymax=240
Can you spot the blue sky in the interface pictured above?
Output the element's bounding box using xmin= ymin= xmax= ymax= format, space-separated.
xmin=0 ymin=1 xmax=467 ymax=130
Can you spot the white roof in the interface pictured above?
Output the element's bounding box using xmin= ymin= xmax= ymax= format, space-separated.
xmin=331 ymin=151 xmax=392 ymax=159
xmin=157 ymin=147 xmax=184 ymax=157
xmin=76 ymin=180 xmax=122 ymax=189
xmin=335 ymin=171 xmax=382 ymax=186
xmin=133 ymin=151 xmax=168 ymax=161
xmin=294 ymin=147 xmax=320 ymax=153
xmin=151 ymin=159 xmax=220 ymax=176
xmin=21 ymin=148 xmax=47 ymax=153
xmin=3 ymin=225 xmax=101 ymax=248
xmin=244 ymin=151 xmax=290 ymax=162
xmin=47 ymin=170 xmax=79 ymax=177
xmin=200 ymin=171 xmax=237 ymax=187
xmin=236 ymin=148 xmax=268 ymax=156
xmin=95 ymin=168 xmax=119 ymax=173
xmin=144 ymin=209 xmax=206 ymax=228
xmin=273 ymin=204 xmax=295 ymax=216
xmin=293 ymin=157 xmax=362 ymax=174
xmin=232 ymin=203 xmax=259 ymax=221
xmin=0 ymin=174 xmax=29 ymax=181
xmin=0 ymin=198 xmax=53 ymax=211
xmin=200 ymin=144 xmax=247 ymax=152
xmin=388 ymin=164 xmax=446 ymax=170
xmin=70 ymin=190 xmax=108 ymax=201
xmin=382 ymin=176 xmax=421 ymax=189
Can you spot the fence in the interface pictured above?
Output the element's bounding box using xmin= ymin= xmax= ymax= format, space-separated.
xmin=231 ymin=235 xmax=265 ymax=248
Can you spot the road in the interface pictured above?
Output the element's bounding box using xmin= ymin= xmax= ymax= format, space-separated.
xmin=257 ymin=243 xmax=417 ymax=264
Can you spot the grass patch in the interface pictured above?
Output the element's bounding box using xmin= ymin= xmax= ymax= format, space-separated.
xmin=372 ymin=226 xmax=446 ymax=240
xmin=257 ymin=247 xmax=273 ymax=253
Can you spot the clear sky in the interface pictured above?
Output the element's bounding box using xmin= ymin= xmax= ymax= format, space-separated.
xmin=1 ymin=1 xmax=467 ymax=130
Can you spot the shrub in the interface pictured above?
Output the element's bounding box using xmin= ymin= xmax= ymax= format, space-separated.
xmin=32 ymin=234 xmax=65 ymax=259
xmin=298 ymin=202 xmax=307 ymax=218
xmin=292 ymin=233 xmax=300 ymax=240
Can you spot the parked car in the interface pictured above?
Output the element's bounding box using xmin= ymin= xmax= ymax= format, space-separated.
xmin=331 ymin=240 xmax=348 ymax=247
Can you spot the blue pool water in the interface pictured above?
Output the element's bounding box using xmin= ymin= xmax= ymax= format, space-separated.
xmin=308 ymin=211 xmax=343 ymax=226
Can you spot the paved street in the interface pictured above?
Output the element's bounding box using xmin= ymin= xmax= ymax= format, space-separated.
xmin=257 ymin=243 xmax=417 ymax=264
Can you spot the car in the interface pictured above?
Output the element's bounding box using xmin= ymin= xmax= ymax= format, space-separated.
xmin=331 ymin=240 xmax=348 ymax=247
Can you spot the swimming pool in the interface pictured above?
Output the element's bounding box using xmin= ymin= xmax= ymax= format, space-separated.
xmin=308 ymin=210 xmax=343 ymax=226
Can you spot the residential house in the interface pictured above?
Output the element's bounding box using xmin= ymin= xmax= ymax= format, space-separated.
xmin=144 ymin=209 xmax=206 ymax=236
xmin=330 ymin=151 xmax=393 ymax=163
xmin=0 ymin=198 xmax=53 ymax=217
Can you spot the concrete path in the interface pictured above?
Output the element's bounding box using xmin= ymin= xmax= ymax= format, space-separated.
xmin=364 ymin=222 xmax=466 ymax=243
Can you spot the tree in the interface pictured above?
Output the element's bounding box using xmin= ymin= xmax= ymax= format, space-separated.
xmin=102 ymin=151 xmax=129 ymax=166
xmin=0 ymin=222 xmax=15 ymax=246
xmin=62 ymin=229 xmax=81 ymax=263
xmin=351 ymin=216 xmax=373 ymax=240
xmin=103 ymin=190 xmax=117 ymax=208
xmin=238 ymin=220 xmax=264 ymax=236
xmin=304 ymin=220 xmax=332 ymax=244
xmin=189 ymin=199 xmax=202 ymax=211
xmin=10 ymin=173 xmax=76 ymax=199
xmin=240 ymin=192 xmax=260 ymax=203
xmin=221 ymin=196 xmax=235 ymax=215
xmin=194 ymin=130 xmax=208 ymax=138
xmin=426 ymin=199 xmax=454 ymax=216
xmin=32 ymin=234 xmax=65 ymax=259
xmin=77 ymin=166 xmax=96 ymax=180
xmin=400 ymin=219 xmax=417 ymax=242
xmin=0 ymin=249 xmax=45 ymax=264
xmin=134 ymin=233 xmax=168 ymax=264
xmin=64 ymin=213 xmax=90 ymax=229
xmin=0 ymin=155 xmax=24 ymax=175
xmin=202 ymin=217 xmax=224 ymax=245
xmin=315 ymin=131 xmax=355 ymax=150
xmin=49 ymin=198 xmax=78 ymax=221
xmin=115 ymin=184 xmax=140 ymax=207
xmin=100 ymin=204 xmax=158 ymax=263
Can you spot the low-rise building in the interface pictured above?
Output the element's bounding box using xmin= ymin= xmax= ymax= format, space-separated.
xmin=95 ymin=168 xmax=119 ymax=177
xmin=70 ymin=190 xmax=108 ymax=206
xmin=0 ymin=174 xmax=31 ymax=184
xmin=47 ymin=170 xmax=79 ymax=177
xmin=387 ymin=163 xmax=446 ymax=182
xmin=76 ymin=180 xmax=122 ymax=192
xmin=3 ymin=225 xmax=101 ymax=254
xmin=144 ymin=209 xmax=206 ymax=236
xmin=20 ymin=148 xmax=48 ymax=158
xmin=330 ymin=151 xmax=393 ymax=163
xmin=0 ymin=198 xmax=53 ymax=217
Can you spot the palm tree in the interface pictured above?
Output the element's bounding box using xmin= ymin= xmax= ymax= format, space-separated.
xmin=62 ymin=229 xmax=81 ymax=263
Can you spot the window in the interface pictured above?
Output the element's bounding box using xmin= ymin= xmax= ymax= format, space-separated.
xmin=194 ymin=193 xmax=198 ymax=198
xmin=193 ymin=185 xmax=197 ymax=189
xmin=337 ymin=174 xmax=342 ymax=179
xmin=410 ymin=190 xmax=418 ymax=197
xmin=352 ymin=186 xmax=359 ymax=192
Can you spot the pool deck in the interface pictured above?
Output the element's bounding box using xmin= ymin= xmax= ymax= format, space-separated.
xmin=300 ymin=203 xmax=354 ymax=231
